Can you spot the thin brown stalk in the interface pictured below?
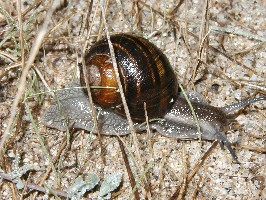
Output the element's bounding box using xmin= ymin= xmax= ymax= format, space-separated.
xmin=117 ymin=137 xmax=140 ymax=200
xmin=187 ymin=141 xmax=218 ymax=182
xmin=0 ymin=0 xmax=42 ymax=26
xmin=191 ymin=175 xmax=203 ymax=200
xmin=81 ymin=53 xmax=106 ymax=165
xmin=6 ymin=103 xmax=24 ymax=150
xmin=177 ymin=143 xmax=188 ymax=200
xmin=133 ymin=0 xmax=142 ymax=32
xmin=100 ymin=2 xmax=151 ymax=198
xmin=17 ymin=0 xmax=25 ymax=70
xmin=97 ymin=0 xmax=110 ymax=41
xmin=167 ymin=0 xmax=185 ymax=16
xmin=170 ymin=141 xmax=218 ymax=199
xmin=99 ymin=0 xmax=144 ymax=178
xmin=236 ymin=144 xmax=266 ymax=154
xmin=37 ymin=138 xmax=68 ymax=186
xmin=0 ymin=171 xmax=89 ymax=199
xmin=138 ymin=0 xmax=262 ymax=79
xmin=190 ymin=0 xmax=210 ymax=84
xmin=81 ymin=0 xmax=106 ymax=165
xmin=1 ymin=0 xmax=61 ymax=153
xmin=33 ymin=65 xmax=51 ymax=92
xmin=20 ymin=172 xmax=32 ymax=200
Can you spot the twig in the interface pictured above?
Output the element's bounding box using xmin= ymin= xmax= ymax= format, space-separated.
xmin=170 ymin=141 xmax=218 ymax=199
xmin=117 ymin=137 xmax=140 ymax=200
xmin=191 ymin=0 xmax=210 ymax=83
xmin=37 ymin=136 xmax=68 ymax=186
xmin=138 ymin=0 xmax=264 ymax=78
xmin=0 ymin=0 xmax=42 ymax=26
xmin=99 ymin=1 xmax=147 ymax=193
xmin=235 ymin=144 xmax=266 ymax=154
xmin=1 ymin=0 xmax=61 ymax=153
xmin=0 ymin=171 xmax=68 ymax=198
xmin=24 ymin=101 xmax=58 ymax=182
xmin=187 ymin=141 xmax=218 ymax=182
xmin=81 ymin=0 xmax=106 ymax=165
xmin=191 ymin=175 xmax=203 ymax=200
xmin=177 ymin=143 xmax=188 ymax=200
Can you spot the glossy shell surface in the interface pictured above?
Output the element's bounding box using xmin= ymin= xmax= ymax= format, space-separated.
xmin=83 ymin=34 xmax=177 ymax=120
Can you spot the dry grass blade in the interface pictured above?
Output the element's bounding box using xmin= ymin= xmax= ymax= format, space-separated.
xmin=0 ymin=171 xmax=70 ymax=198
xmin=186 ymin=141 xmax=219 ymax=182
xmin=5 ymin=103 xmax=24 ymax=151
xmin=117 ymin=136 xmax=140 ymax=200
xmin=37 ymin=131 xmax=72 ymax=187
xmin=0 ymin=0 xmax=265 ymax=199
xmin=0 ymin=50 xmax=18 ymax=62
xmin=24 ymin=101 xmax=58 ymax=180
xmin=99 ymin=3 xmax=149 ymax=197
xmin=167 ymin=0 xmax=185 ymax=16
xmin=1 ymin=0 xmax=62 ymax=152
xmin=236 ymin=144 xmax=266 ymax=154
xmin=191 ymin=175 xmax=203 ymax=199
xmin=177 ymin=143 xmax=188 ymax=200
xmin=0 ymin=0 xmax=42 ymax=26
xmin=170 ymin=141 xmax=218 ymax=199
xmin=81 ymin=0 xmax=106 ymax=166
xmin=190 ymin=0 xmax=210 ymax=84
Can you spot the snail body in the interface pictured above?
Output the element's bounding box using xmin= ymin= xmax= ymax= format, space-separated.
xmin=42 ymin=33 xmax=265 ymax=159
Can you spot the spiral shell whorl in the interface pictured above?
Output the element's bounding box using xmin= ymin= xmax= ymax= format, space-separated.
xmin=83 ymin=33 xmax=177 ymax=120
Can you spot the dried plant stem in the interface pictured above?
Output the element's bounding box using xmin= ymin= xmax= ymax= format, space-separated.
xmin=0 ymin=50 xmax=18 ymax=62
xmin=117 ymin=137 xmax=140 ymax=200
xmin=0 ymin=171 xmax=68 ymax=198
xmin=97 ymin=0 xmax=110 ymax=41
xmin=177 ymin=143 xmax=188 ymax=200
xmin=1 ymin=0 xmax=60 ymax=152
xmin=170 ymin=141 xmax=218 ymax=199
xmin=238 ymin=82 xmax=266 ymax=92
xmin=33 ymin=65 xmax=51 ymax=92
xmin=81 ymin=0 xmax=107 ymax=165
xmin=37 ymin=137 xmax=68 ymax=186
xmin=191 ymin=0 xmax=210 ymax=83
xmin=16 ymin=0 xmax=25 ymax=71
xmin=191 ymin=175 xmax=203 ymax=199
xmin=99 ymin=0 xmax=144 ymax=175
xmin=209 ymin=25 xmax=266 ymax=42
xmin=236 ymin=144 xmax=266 ymax=154
xmin=100 ymin=2 xmax=150 ymax=197
xmin=187 ymin=141 xmax=218 ymax=182
xmin=24 ymin=101 xmax=58 ymax=182
xmin=138 ymin=0 xmax=264 ymax=78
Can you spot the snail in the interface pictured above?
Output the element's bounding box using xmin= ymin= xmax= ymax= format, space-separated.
xmin=42 ymin=33 xmax=265 ymax=159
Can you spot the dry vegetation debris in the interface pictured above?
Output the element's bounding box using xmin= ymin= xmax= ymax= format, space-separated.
xmin=0 ymin=0 xmax=265 ymax=199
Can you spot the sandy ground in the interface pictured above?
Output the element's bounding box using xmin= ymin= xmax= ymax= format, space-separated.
xmin=0 ymin=0 xmax=265 ymax=199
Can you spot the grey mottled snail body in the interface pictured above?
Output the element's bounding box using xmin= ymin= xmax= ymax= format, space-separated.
xmin=42 ymin=33 xmax=265 ymax=159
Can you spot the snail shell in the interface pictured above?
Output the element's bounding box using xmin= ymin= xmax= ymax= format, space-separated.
xmin=81 ymin=34 xmax=177 ymax=121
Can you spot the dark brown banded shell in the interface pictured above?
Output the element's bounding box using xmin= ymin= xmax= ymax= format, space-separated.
xmin=83 ymin=33 xmax=177 ymax=121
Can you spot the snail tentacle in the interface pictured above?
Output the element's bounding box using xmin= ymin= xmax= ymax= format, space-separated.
xmin=222 ymin=96 xmax=266 ymax=114
xmin=214 ymin=131 xmax=238 ymax=160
